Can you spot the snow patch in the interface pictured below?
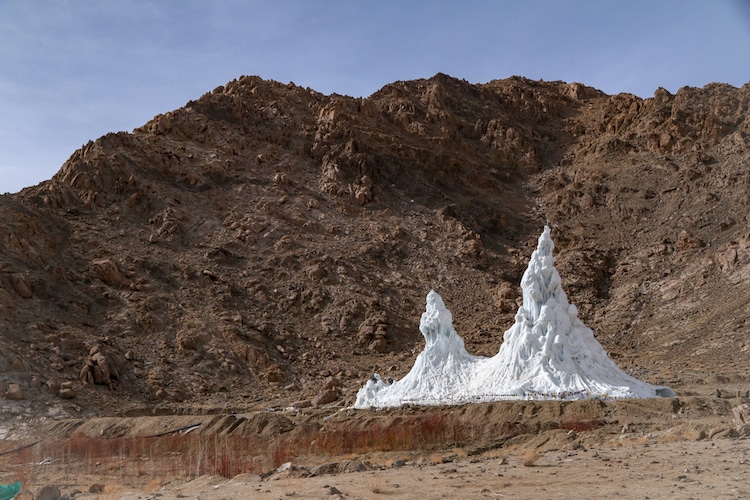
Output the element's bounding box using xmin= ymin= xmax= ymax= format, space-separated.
xmin=354 ymin=226 xmax=673 ymax=408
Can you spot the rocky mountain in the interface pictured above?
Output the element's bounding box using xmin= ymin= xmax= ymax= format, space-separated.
xmin=1 ymin=73 xmax=748 ymax=417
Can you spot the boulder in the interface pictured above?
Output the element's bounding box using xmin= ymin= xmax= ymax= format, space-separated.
xmin=5 ymin=383 xmax=23 ymax=400
xmin=153 ymin=113 xmax=172 ymax=134
xmin=46 ymin=380 xmax=60 ymax=393
xmin=733 ymin=403 xmax=750 ymax=430
xmin=676 ymin=230 xmax=702 ymax=251
xmin=89 ymin=483 xmax=105 ymax=494
xmin=310 ymin=460 xmax=368 ymax=476
xmin=305 ymin=263 xmax=328 ymax=281
xmin=58 ymin=387 xmax=75 ymax=399
xmin=357 ymin=312 xmax=389 ymax=346
xmin=368 ymin=338 xmax=388 ymax=353
xmin=79 ymin=345 xmax=122 ymax=389
xmin=321 ymin=376 xmax=342 ymax=391
xmin=659 ymin=132 xmax=673 ymax=149
xmin=312 ymin=389 xmax=340 ymax=406
xmin=354 ymin=185 xmax=372 ymax=205
xmin=34 ymin=484 xmax=61 ymax=500
xmin=11 ymin=274 xmax=33 ymax=298
xmin=90 ymin=258 xmax=129 ymax=287
xmin=266 ymin=369 xmax=286 ymax=383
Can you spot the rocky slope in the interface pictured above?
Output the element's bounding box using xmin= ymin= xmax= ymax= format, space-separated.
xmin=0 ymin=73 xmax=748 ymax=418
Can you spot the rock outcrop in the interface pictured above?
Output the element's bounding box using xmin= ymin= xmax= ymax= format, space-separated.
xmin=0 ymin=73 xmax=748 ymax=415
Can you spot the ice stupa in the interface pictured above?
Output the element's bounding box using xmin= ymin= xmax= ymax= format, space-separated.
xmin=354 ymin=226 xmax=673 ymax=409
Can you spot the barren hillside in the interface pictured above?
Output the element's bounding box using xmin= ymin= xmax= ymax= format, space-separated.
xmin=1 ymin=73 xmax=748 ymax=418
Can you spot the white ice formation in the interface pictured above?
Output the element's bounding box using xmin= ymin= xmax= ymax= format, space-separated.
xmin=354 ymin=226 xmax=674 ymax=408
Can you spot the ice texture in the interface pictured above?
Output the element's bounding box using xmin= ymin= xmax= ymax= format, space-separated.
xmin=354 ymin=226 xmax=673 ymax=408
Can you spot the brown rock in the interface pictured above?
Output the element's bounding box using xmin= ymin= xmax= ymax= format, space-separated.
xmin=58 ymin=387 xmax=75 ymax=399
xmin=11 ymin=274 xmax=33 ymax=298
xmin=266 ymin=370 xmax=286 ymax=383
xmin=312 ymin=389 xmax=340 ymax=406
xmin=34 ymin=484 xmax=61 ymax=500
xmin=89 ymin=483 xmax=105 ymax=494
xmin=46 ymin=379 xmax=60 ymax=393
xmin=5 ymin=383 xmax=23 ymax=400
xmin=708 ymin=426 xmax=734 ymax=439
xmin=368 ymin=338 xmax=388 ymax=353
xmin=250 ymin=221 xmax=269 ymax=233
xmin=354 ymin=185 xmax=372 ymax=205
xmin=321 ymin=376 xmax=342 ymax=391
xmin=357 ymin=312 xmax=389 ymax=346
xmin=272 ymin=172 xmax=289 ymax=185
xmin=676 ymin=230 xmax=702 ymax=251
xmin=310 ymin=459 xmax=368 ymax=476
xmin=733 ymin=403 xmax=750 ymax=428
xmin=658 ymin=132 xmax=673 ymax=149
xmin=357 ymin=324 xmax=375 ymax=345
xmin=717 ymin=247 xmax=738 ymax=270
xmin=90 ymin=258 xmax=129 ymax=287
xmin=306 ymin=264 xmax=328 ymax=280
xmin=79 ymin=345 xmax=122 ymax=389
xmin=496 ymin=282 xmax=517 ymax=300
xmin=154 ymin=114 xmax=172 ymax=134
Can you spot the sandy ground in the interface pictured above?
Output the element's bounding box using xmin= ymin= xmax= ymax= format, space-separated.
xmin=11 ymin=436 xmax=749 ymax=500
xmin=4 ymin=386 xmax=749 ymax=499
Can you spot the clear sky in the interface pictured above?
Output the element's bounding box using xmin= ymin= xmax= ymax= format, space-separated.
xmin=2 ymin=0 xmax=749 ymax=194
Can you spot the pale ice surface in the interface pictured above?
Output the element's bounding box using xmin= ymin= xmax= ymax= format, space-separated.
xmin=354 ymin=226 xmax=674 ymax=409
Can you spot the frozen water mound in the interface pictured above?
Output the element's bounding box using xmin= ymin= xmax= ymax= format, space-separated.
xmin=354 ymin=226 xmax=674 ymax=409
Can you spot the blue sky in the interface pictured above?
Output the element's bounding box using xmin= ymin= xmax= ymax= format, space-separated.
xmin=2 ymin=1 xmax=749 ymax=194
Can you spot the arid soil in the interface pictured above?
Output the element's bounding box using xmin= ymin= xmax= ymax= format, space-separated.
xmin=0 ymin=73 xmax=749 ymax=497
xmin=2 ymin=381 xmax=750 ymax=498
xmin=126 ymin=437 xmax=750 ymax=500
xmin=10 ymin=438 xmax=750 ymax=499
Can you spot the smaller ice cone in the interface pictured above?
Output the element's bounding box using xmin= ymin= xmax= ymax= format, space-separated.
xmin=353 ymin=290 xmax=483 ymax=408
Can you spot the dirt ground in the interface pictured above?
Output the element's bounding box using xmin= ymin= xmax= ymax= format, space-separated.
xmin=122 ymin=438 xmax=750 ymax=500
xmin=6 ymin=437 xmax=750 ymax=499
xmin=3 ymin=381 xmax=750 ymax=499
